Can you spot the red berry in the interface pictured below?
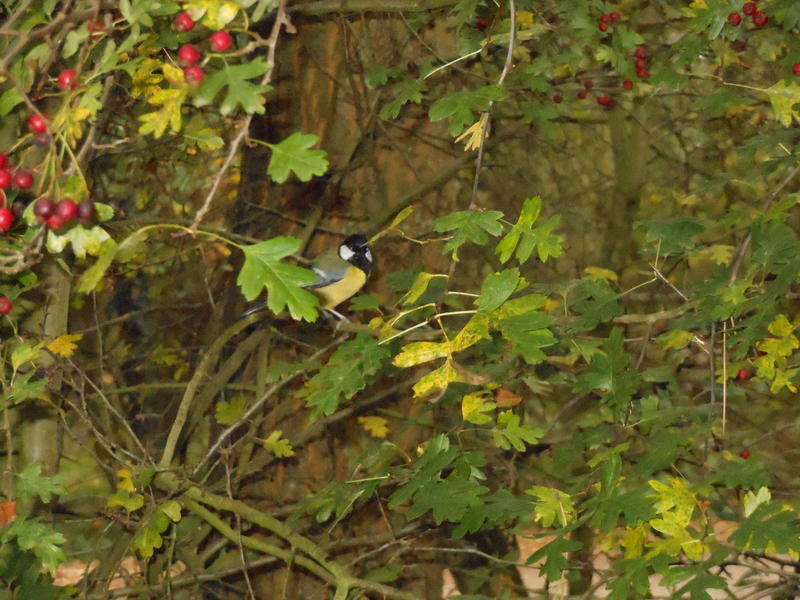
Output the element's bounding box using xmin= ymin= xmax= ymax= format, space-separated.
xmin=609 ymin=11 xmax=620 ymax=21
xmin=0 ymin=296 xmax=11 ymax=314
xmin=34 ymin=196 xmax=54 ymax=221
xmin=0 ymin=170 xmax=10 ymax=189
xmin=577 ymin=89 xmax=588 ymax=99
xmin=752 ymin=11 xmax=767 ymax=26
xmin=742 ymin=2 xmax=757 ymax=16
xmin=57 ymin=69 xmax=78 ymax=90
xmin=55 ymin=198 xmax=78 ymax=222
xmin=598 ymin=21 xmax=609 ymax=32
xmin=583 ymin=79 xmax=593 ymax=90
xmin=27 ymin=114 xmax=47 ymax=134
xmin=636 ymin=67 xmax=649 ymax=79
xmin=737 ymin=368 xmax=749 ymax=381
xmin=0 ymin=153 xmax=6 ymax=169
xmin=597 ymin=95 xmax=613 ymax=106
xmin=634 ymin=58 xmax=646 ymax=70
xmin=46 ymin=214 xmax=65 ymax=231
xmin=476 ymin=18 xmax=489 ymax=30
xmin=0 ymin=208 xmax=13 ymax=232
xmin=12 ymin=171 xmax=32 ymax=190
xmin=184 ymin=65 xmax=204 ymax=86
xmin=175 ymin=11 xmax=195 ymax=32
xmin=623 ymin=79 xmax=633 ymax=90
xmin=178 ymin=44 xmax=201 ymax=66
xmin=634 ymin=46 xmax=648 ymax=59
xmin=739 ymin=449 xmax=750 ymax=459
xmin=209 ymin=30 xmax=233 ymax=52
xmin=727 ymin=12 xmax=742 ymax=26
xmin=552 ymin=94 xmax=563 ymax=104
xmin=600 ymin=13 xmax=609 ymax=22
xmin=794 ymin=63 xmax=800 ymax=75
xmin=77 ymin=199 xmax=95 ymax=224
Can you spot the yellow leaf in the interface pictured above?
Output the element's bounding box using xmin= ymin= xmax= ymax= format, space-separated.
xmin=358 ymin=416 xmax=389 ymax=438
xmin=47 ymin=334 xmax=83 ymax=358
xmin=584 ymin=266 xmax=618 ymax=281
xmin=454 ymin=113 xmax=489 ymax=151
xmin=689 ymin=0 xmax=707 ymax=8
xmin=515 ymin=11 xmax=534 ymax=28
xmin=116 ymin=468 xmax=136 ymax=493
xmin=768 ymin=313 xmax=794 ymax=338
xmin=401 ymin=272 xmax=437 ymax=305
xmin=658 ymin=329 xmax=694 ymax=350
xmin=261 ymin=430 xmax=294 ymax=457
xmin=412 ymin=360 xmax=458 ymax=399
xmin=622 ymin=523 xmax=647 ymax=559
xmin=394 ymin=341 xmax=450 ymax=367
xmin=462 ymin=393 xmax=495 ymax=424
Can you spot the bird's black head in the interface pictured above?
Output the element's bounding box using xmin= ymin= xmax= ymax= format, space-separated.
xmin=339 ymin=234 xmax=373 ymax=274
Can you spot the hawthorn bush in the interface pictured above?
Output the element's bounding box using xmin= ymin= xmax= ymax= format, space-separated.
xmin=0 ymin=0 xmax=799 ymax=598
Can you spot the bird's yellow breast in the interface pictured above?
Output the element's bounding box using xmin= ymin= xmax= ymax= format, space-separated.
xmin=314 ymin=266 xmax=367 ymax=309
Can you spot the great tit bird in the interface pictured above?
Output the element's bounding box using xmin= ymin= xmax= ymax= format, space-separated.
xmin=243 ymin=233 xmax=373 ymax=320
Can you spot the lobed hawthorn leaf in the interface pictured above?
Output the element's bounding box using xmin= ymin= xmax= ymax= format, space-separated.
xmin=236 ymin=236 xmax=319 ymax=322
xmin=434 ymin=209 xmax=504 ymax=258
xmin=194 ymin=57 xmax=271 ymax=115
xmin=492 ymin=410 xmax=543 ymax=451
xmin=452 ymin=488 xmax=535 ymax=538
xmin=267 ymin=132 xmax=329 ymax=183
xmin=528 ymin=536 xmax=582 ymax=581
xmin=763 ymin=80 xmax=800 ymax=127
xmin=495 ymin=196 xmax=564 ymax=264
xmin=406 ymin=477 xmax=488 ymax=523
xmin=299 ymin=333 xmax=390 ymax=418
xmin=17 ymin=464 xmax=65 ymax=505
xmin=380 ymin=79 xmax=426 ymax=119
xmin=3 ymin=519 xmax=66 ymax=575
xmin=573 ymin=328 xmax=639 ymax=421
xmin=429 ymin=84 xmax=507 ymax=135
xmin=730 ymin=501 xmax=800 ymax=554
xmin=569 ymin=278 xmax=623 ymax=332
xmin=636 ymin=217 xmax=705 ymax=254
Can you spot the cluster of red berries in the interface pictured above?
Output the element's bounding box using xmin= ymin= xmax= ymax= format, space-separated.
xmin=727 ymin=2 xmax=768 ymax=28
xmin=174 ymin=11 xmax=234 ymax=86
xmin=553 ymin=77 xmax=634 ymax=107
xmin=33 ymin=196 xmax=95 ymax=231
xmin=632 ymin=46 xmax=649 ymax=80
xmin=598 ymin=11 xmax=620 ymax=32
xmin=0 ymin=152 xmax=33 ymax=232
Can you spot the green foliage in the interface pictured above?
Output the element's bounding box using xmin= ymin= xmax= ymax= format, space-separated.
xmin=434 ymin=209 xmax=504 ymax=257
xmin=237 ymin=237 xmax=319 ymax=321
xmin=266 ymin=132 xmax=330 ymax=183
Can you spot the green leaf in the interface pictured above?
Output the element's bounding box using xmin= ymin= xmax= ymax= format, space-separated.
xmin=407 ymin=477 xmax=488 ymax=523
xmin=476 ymin=268 xmax=520 ymax=312
xmin=299 ymin=333 xmax=391 ymax=418
xmin=452 ymin=489 xmax=535 ymax=538
xmin=131 ymin=525 xmax=163 ymax=559
xmin=0 ymin=87 xmax=24 ymax=117
xmin=236 ymin=237 xmax=319 ymax=322
xmin=573 ymin=328 xmax=640 ymax=420
xmin=492 ymin=411 xmax=543 ymax=451
xmin=762 ymin=80 xmax=800 ymax=127
xmin=194 ymin=58 xmax=271 ymax=115
xmin=636 ymin=217 xmax=705 ymax=254
xmin=570 ymin=278 xmax=623 ymax=332
xmin=729 ymin=501 xmax=800 ymax=553
xmin=160 ymin=500 xmax=183 ymax=523
xmin=434 ymin=209 xmax=504 ymax=258
xmin=498 ymin=310 xmax=556 ymax=364
xmin=429 ymin=85 xmax=507 ymax=135
xmin=528 ymin=536 xmax=582 ymax=581
xmin=3 ymin=519 xmax=66 ymax=575
xmin=380 ymin=79 xmax=426 ymax=119
xmin=16 ymin=464 xmax=64 ymax=504
xmin=266 ymin=132 xmax=329 ymax=183
xmin=496 ymin=197 xmax=563 ymax=264
xmin=215 ymin=395 xmax=249 ymax=425
xmin=388 ymin=435 xmax=459 ymax=508
xmin=77 ymin=239 xmax=118 ymax=294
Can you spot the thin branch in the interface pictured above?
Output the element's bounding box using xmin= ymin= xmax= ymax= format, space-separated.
xmin=188 ymin=0 xmax=294 ymax=232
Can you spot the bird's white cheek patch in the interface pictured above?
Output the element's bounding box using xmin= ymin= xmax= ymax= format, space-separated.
xmin=364 ymin=248 xmax=372 ymax=263
xmin=339 ymin=245 xmax=355 ymax=261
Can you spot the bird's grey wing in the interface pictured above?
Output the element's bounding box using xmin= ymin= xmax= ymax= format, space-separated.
xmin=303 ymin=266 xmax=346 ymax=290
